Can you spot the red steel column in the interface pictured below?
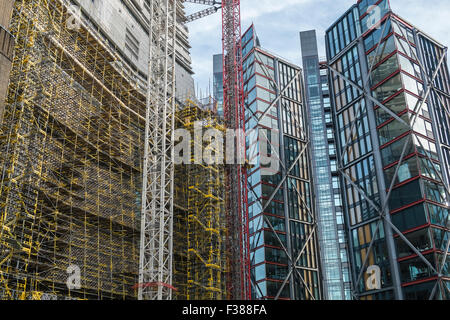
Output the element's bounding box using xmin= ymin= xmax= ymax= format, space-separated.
xmin=221 ymin=0 xmax=251 ymax=300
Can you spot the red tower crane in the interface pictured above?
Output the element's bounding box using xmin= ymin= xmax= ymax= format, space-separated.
xmin=184 ymin=0 xmax=251 ymax=300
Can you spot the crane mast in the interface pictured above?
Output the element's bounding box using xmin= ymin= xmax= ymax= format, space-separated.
xmin=221 ymin=0 xmax=251 ymax=300
xmin=138 ymin=0 xmax=250 ymax=300
xmin=184 ymin=0 xmax=251 ymax=299
xmin=138 ymin=0 xmax=177 ymax=300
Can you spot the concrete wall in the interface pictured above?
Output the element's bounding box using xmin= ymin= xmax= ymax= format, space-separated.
xmin=0 ymin=0 xmax=14 ymax=124
xmin=75 ymin=0 xmax=195 ymax=100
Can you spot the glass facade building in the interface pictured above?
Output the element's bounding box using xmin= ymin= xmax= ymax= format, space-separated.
xmin=213 ymin=53 xmax=224 ymax=117
xmin=326 ymin=0 xmax=450 ymax=300
xmin=243 ymin=25 xmax=321 ymax=300
xmin=300 ymin=30 xmax=353 ymax=300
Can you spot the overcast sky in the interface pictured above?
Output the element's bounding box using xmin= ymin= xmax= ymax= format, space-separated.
xmin=184 ymin=0 xmax=450 ymax=95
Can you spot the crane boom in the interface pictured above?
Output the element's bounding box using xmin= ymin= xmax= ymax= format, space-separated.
xmin=184 ymin=0 xmax=221 ymax=5
xmin=185 ymin=6 xmax=220 ymax=23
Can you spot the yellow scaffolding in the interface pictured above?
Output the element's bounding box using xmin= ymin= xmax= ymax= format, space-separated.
xmin=0 ymin=0 xmax=146 ymax=299
xmin=173 ymin=100 xmax=227 ymax=300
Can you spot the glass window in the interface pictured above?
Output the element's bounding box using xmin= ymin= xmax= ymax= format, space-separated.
xmin=381 ymin=134 xmax=415 ymax=165
xmin=395 ymin=228 xmax=432 ymax=258
xmin=427 ymin=203 xmax=448 ymax=227
xmin=266 ymin=263 xmax=288 ymax=281
xmin=423 ymin=180 xmax=446 ymax=204
xmin=392 ymin=203 xmax=428 ymax=232
xmin=242 ymin=38 xmax=254 ymax=58
xmin=242 ymin=27 xmax=254 ymax=46
xmin=396 ymin=36 xmax=418 ymax=59
xmin=264 ymin=230 xmax=286 ymax=248
xmin=413 ymin=117 xmax=434 ymax=139
xmin=328 ymin=30 xmax=336 ymax=58
xmin=414 ymin=136 xmax=438 ymax=160
xmin=402 ymin=73 xmax=424 ymax=97
xmin=432 ymin=228 xmax=450 ymax=252
xmin=265 ymin=247 xmax=288 ymax=264
xmin=255 ymin=62 xmax=275 ymax=80
xmin=266 ymin=280 xmax=290 ymax=298
xmin=384 ymin=156 xmax=419 ymax=187
xmin=398 ymin=54 xmax=421 ymax=79
xmin=375 ymin=92 xmax=407 ymax=125
xmin=403 ymin=281 xmax=436 ymax=300
xmin=363 ymin=17 xmax=391 ymax=50
xmin=243 ymin=52 xmax=255 ymax=70
xmin=252 ymin=264 xmax=266 ymax=282
xmin=373 ymin=73 xmax=403 ymax=103
xmin=256 ymin=52 xmax=274 ymax=68
xmin=371 ymin=54 xmax=399 ymax=87
xmin=389 ymin=179 xmax=423 ymax=211
xmin=399 ymin=254 xmax=434 ymax=283
xmin=378 ymin=113 xmax=410 ymax=145
xmin=245 ymin=75 xmax=256 ymax=92
xmin=252 ymin=247 xmax=265 ymax=264
xmin=367 ymin=35 xmax=396 ymax=67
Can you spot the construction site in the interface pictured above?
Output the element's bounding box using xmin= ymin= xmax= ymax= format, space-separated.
xmin=1 ymin=0 xmax=449 ymax=302
xmin=0 ymin=0 xmax=247 ymax=300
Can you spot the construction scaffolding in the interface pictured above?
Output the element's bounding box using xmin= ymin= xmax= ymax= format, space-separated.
xmin=173 ymin=99 xmax=227 ymax=300
xmin=0 ymin=0 xmax=146 ymax=300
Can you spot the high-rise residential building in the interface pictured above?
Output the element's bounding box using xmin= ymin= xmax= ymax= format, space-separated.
xmin=326 ymin=0 xmax=450 ymax=300
xmin=300 ymin=30 xmax=353 ymax=300
xmin=0 ymin=0 xmax=14 ymax=123
xmin=243 ymin=25 xmax=321 ymax=300
xmin=213 ymin=53 xmax=224 ymax=117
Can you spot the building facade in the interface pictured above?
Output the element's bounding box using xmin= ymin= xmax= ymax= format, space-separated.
xmin=213 ymin=53 xmax=224 ymax=117
xmin=0 ymin=0 xmax=14 ymax=123
xmin=0 ymin=0 xmax=196 ymax=300
xmin=243 ymin=25 xmax=321 ymax=300
xmin=326 ymin=0 xmax=450 ymax=300
xmin=75 ymin=0 xmax=195 ymax=101
xmin=300 ymin=30 xmax=353 ymax=300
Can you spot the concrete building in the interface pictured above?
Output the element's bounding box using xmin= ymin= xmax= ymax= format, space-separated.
xmin=300 ymin=30 xmax=352 ymax=300
xmin=326 ymin=0 xmax=450 ymax=300
xmin=0 ymin=0 xmax=14 ymax=123
xmin=243 ymin=25 xmax=321 ymax=300
xmin=74 ymin=0 xmax=195 ymax=100
xmin=213 ymin=53 xmax=224 ymax=117
xmin=0 ymin=0 xmax=195 ymax=300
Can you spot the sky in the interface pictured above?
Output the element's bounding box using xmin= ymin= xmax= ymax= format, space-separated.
xmin=184 ymin=0 xmax=450 ymax=95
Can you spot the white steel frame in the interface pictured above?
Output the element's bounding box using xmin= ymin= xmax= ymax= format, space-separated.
xmin=138 ymin=0 xmax=177 ymax=300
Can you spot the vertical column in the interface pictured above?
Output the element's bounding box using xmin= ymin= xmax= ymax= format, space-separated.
xmin=139 ymin=0 xmax=177 ymax=300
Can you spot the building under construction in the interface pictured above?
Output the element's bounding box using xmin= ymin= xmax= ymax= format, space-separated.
xmin=173 ymin=99 xmax=227 ymax=300
xmin=0 ymin=0 xmax=148 ymax=300
xmin=0 ymin=0 xmax=231 ymax=300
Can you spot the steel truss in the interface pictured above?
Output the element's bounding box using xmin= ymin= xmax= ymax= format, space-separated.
xmin=183 ymin=1 xmax=222 ymax=23
xmin=327 ymin=15 xmax=450 ymax=300
xmin=221 ymin=0 xmax=251 ymax=300
xmin=246 ymin=52 xmax=320 ymax=300
xmin=139 ymin=0 xmax=177 ymax=300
